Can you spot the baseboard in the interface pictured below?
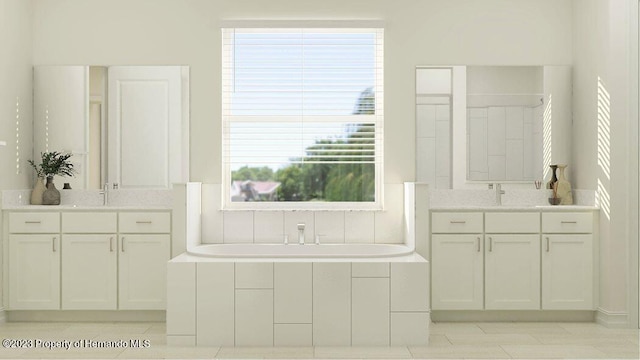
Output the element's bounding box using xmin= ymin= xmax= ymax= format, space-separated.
xmin=0 ymin=307 xmax=6 ymax=323
xmin=6 ymin=310 xmax=165 ymax=322
xmin=431 ymin=310 xmax=596 ymax=322
xmin=596 ymin=307 xmax=629 ymax=328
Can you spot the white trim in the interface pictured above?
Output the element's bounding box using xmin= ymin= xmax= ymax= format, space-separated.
xmin=596 ymin=308 xmax=630 ymax=328
xmin=220 ymin=20 xmax=385 ymax=29
xmin=0 ymin=141 xmax=6 ymax=146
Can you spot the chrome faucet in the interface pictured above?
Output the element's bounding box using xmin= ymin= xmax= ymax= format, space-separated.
xmin=99 ymin=183 xmax=109 ymax=206
xmin=495 ymin=183 xmax=505 ymax=205
xmin=297 ymin=223 xmax=305 ymax=245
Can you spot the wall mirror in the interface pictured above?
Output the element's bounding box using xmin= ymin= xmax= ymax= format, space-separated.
xmin=415 ymin=65 xmax=572 ymax=188
xmin=33 ymin=65 xmax=190 ymax=190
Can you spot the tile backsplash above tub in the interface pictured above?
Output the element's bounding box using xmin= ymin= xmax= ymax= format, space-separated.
xmin=201 ymin=183 xmax=405 ymax=245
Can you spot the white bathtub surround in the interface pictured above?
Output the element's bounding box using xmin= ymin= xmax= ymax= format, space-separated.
xmin=428 ymin=188 xmax=596 ymax=208
xmin=167 ymin=254 xmax=429 ymax=347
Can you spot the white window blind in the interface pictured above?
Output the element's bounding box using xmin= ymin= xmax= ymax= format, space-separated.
xmin=222 ymin=27 xmax=383 ymax=208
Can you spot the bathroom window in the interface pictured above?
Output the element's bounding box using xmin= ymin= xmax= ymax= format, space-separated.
xmin=222 ymin=27 xmax=384 ymax=209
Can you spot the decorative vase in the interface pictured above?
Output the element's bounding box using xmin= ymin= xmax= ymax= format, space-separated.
xmin=546 ymin=164 xmax=558 ymax=190
xmin=555 ymin=164 xmax=573 ymax=205
xmin=42 ymin=176 xmax=61 ymax=205
xmin=30 ymin=178 xmax=46 ymax=205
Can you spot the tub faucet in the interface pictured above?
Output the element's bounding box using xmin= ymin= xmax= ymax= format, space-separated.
xmin=495 ymin=183 xmax=505 ymax=205
xmin=99 ymin=183 xmax=109 ymax=206
xmin=297 ymin=223 xmax=305 ymax=245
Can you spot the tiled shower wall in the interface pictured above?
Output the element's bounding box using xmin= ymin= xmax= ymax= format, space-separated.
xmin=467 ymin=105 xmax=543 ymax=181
xmin=416 ymin=104 xmax=451 ymax=188
xmin=200 ymin=183 xmax=405 ymax=244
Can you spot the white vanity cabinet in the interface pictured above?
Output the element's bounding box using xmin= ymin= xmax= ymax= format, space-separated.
xmin=5 ymin=209 xmax=171 ymax=312
xmin=61 ymin=212 xmax=118 ymax=310
xmin=541 ymin=213 xmax=594 ymax=310
xmin=8 ymin=213 xmax=61 ymax=310
xmin=430 ymin=209 xmax=597 ymax=314
xmin=118 ymin=212 xmax=171 ymax=310
xmin=431 ymin=212 xmax=484 ymax=310
xmin=484 ymin=213 xmax=540 ymax=310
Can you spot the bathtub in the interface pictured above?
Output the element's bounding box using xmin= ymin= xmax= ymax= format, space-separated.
xmin=168 ymin=244 xmax=430 ymax=347
xmin=187 ymin=243 xmax=414 ymax=258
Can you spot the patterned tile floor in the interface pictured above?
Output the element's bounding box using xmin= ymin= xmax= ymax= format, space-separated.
xmin=0 ymin=321 xmax=636 ymax=359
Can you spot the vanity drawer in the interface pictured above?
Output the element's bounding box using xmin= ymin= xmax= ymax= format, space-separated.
xmin=432 ymin=212 xmax=483 ymax=233
xmin=119 ymin=212 xmax=171 ymax=233
xmin=62 ymin=212 xmax=117 ymax=233
xmin=9 ymin=212 xmax=60 ymax=233
xmin=542 ymin=212 xmax=593 ymax=233
xmin=485 ymin=212 xmax=540 ymax=233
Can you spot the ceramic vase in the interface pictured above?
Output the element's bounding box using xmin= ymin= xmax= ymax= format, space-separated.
xmin=556 ymin=164 xmax=573 ymax=205
xmin=30 ymin=178 xmax=46 ymax=205
xmin=546 ymin=164 xmax=558 ymax=190
xmin=42 ymin=176 xmax=61 ymax=205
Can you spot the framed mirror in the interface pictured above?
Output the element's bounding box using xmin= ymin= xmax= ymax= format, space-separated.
xmin=33 ymin=65 xmax=190 ymax=190
xmin=415 ymin=65 xmax=572 ymax=189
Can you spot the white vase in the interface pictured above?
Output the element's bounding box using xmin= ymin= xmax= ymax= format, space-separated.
xmin=30 ymin=178 xmax=46 ymax=205
xmin=556 ymin=164 xmax=573 ymax=205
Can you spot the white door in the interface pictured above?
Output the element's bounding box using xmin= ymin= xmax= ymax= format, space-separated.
xmin=33 ymin=66 xmax=89 ymax=190
xmin=61 ymin=235 xmax=117 ymax=310
xmin=119 ymin=234 xmax=170 ymax=309
xmin=431 ymin=234 xmax=484 ymax=310
xmin=485 ymin=234 xmax=540 ymax=310
xmin=108 ymin=66 xmax=184 ymax=189
xmin=9 ymin=235 xmax=60 ymax=309
xmin=542 ymin=234 xmax=594 ymax=310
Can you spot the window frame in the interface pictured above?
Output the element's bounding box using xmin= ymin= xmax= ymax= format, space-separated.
xmin=221 ymin=25 xmax=384 ymax=211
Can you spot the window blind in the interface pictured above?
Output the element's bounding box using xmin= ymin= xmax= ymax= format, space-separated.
xmin=222 ymin=27 xmax=384 ymax=206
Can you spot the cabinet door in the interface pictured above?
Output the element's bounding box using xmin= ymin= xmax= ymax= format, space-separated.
xmin=431 ymin=234 xmax=483 ymax=310
xmin=542 ymin=234 xmax=593 ymax=310
xmin=108 ymin=66 xmax=185 ymax=189
xmin=119 ymin=234 xmax=170 ymax=309
xmin=485 ymin=234 xmax=540 ymax=310
xmin=9 ymin=235 xmax=60 ymax=310
xmin=62 ymin=235 xmax=117 ymax=310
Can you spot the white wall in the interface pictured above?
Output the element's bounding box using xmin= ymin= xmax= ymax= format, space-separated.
xmin=31 ymin=0 xmax=574 ymax=185
xmin=0 ymin=0 xmax=33 ymax=190
xmin=572 ymin=0 xmax=638 ymax=327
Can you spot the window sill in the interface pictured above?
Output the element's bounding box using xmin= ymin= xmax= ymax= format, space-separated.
xmin=222 ymin=202 xmax=383 ymax=212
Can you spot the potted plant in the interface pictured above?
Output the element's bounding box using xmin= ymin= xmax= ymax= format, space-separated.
xmin=28 ymin=151 xmax=75 ymax=205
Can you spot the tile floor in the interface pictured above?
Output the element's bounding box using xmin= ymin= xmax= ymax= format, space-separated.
xmin=0 ymin=321 xmax=636 ymax=359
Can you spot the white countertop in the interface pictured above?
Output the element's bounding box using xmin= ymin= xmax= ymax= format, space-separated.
xmin=430 ymin=205 xmax=599 ymax=211
xmin=2 ymin=205 xmax=172 ymax=211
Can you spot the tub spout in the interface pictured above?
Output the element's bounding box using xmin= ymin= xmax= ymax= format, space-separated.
xmin=297 ymin=223 xmax=305 ymax=245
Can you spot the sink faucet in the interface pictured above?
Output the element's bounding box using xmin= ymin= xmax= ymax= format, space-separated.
xmin=100 ymin=183 xmax=109 ymax=206
xmin=495 ymin=183 xmax=505 ymax=205
xmin=297 ymin=223 xmax=305 ymax=245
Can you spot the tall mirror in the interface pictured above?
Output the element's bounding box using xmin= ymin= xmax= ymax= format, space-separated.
xmin=33 ymin=65 xmax=190 ymax=190
xmin=416 ymin=65 xmax=572 ymax=189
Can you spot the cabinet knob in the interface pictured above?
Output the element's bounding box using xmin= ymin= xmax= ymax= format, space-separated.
xmin=110 ymin=237 xmax=114 ymax=252
xmin=121 ymin=237 xmax=125 ymax=252
xmin=52 ymin=237 xmax=57 ymax=252
xmin=489 ymin=237 xmax=493 ymax=252
xmin=476 ymin=237 xmax=481 ymax=252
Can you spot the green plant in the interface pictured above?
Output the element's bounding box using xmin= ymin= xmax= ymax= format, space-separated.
xmin=28 ymin=151 xmax=75 ymax=179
